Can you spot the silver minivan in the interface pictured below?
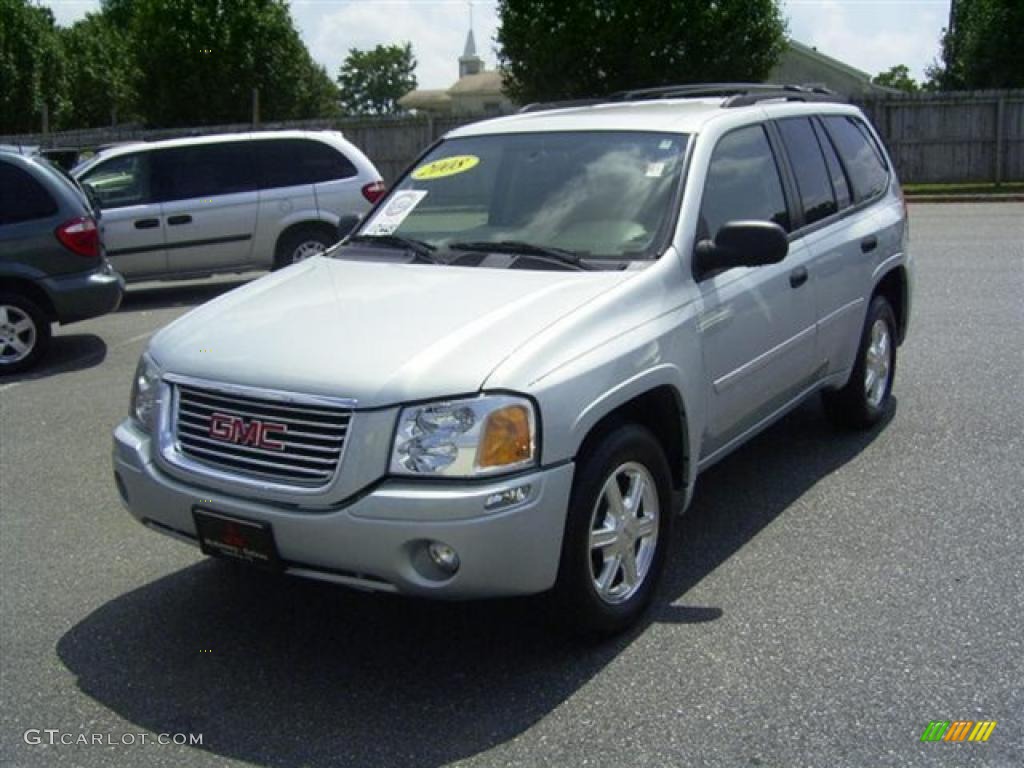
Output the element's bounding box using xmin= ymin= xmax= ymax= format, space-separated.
xmin=75 ymin=131 xmax=383 ymax=281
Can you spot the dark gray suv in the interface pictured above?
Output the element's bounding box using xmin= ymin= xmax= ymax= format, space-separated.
xmin=0 ymin=151 xmax=124 ymax=373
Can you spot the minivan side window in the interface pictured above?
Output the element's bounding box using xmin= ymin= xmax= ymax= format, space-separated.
xmin=256 ymin=139 xmax=358 ymax=189
xmin=821 ymin=116 xmax=889 ymax=203
xmin=0 ymin=162 xmax=58 ymax=225
xmin=812 ymin=118 xmax=852 ymax=210
xmin=152 ymin=142 xmax=257 ymax=202
xmin=699 ymin=124 xmax=790 ymax=239
xmin=777 ymin=117 xmax=837 ymax=227
xmin=81 ymin=153 xmax=151 ymax=208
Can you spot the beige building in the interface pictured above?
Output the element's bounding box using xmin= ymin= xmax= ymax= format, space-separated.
xmin=400 ymin=37 xmax=896 ymax=116
xmin=399 ymin=30 xmax=514 ymax=116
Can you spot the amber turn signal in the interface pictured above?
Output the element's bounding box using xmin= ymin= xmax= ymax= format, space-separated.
xmin=477 ymin=405 xmax=534 ymax=468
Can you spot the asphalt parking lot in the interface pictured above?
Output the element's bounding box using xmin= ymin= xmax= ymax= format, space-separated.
xmin=1 ymin=203 xmax=1021 ymax=767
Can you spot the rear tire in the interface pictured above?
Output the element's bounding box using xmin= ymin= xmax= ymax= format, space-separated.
xmin=273 ymin=226 xmax=336 ymax=270
xmin=822 ymin=295 xmax=897 ymax=429
xmin=552 ymin=423 xmax=673 ymax=639
xmin=0 ymin=292 xmax=51 ymax=374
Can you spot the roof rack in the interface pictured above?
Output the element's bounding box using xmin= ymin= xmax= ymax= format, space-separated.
xmin=518 ymin=83 xmax=844 ymax=114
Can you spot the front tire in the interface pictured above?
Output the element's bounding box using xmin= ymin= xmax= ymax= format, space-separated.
xmin=0 ymin=292 xmax=51 ymax=374
xmin=553 ymin=423 xmax=673 ymax=638
xmin=822 ymin=295 xmax=897 ymax=429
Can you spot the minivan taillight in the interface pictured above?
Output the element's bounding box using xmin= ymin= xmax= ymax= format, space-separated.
xmin=361 ymin=180 xmax=386 ymax=204
xmin=56 ymin=216 xmax=100 ymax=257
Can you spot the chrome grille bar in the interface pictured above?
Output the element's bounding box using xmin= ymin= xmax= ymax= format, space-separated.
xmin=172 ymin=381 xmax=352 ymax=487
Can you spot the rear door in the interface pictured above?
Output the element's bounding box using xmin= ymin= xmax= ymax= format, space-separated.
xmin=696 ymin=124 xmax=819 ymax=459
xmin=153 ymin=142 xmax=259 ymax=275
xmin=78 ymin=151 xmax=166 ymax=279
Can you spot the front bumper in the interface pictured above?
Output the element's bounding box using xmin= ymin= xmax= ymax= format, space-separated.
xmin=113 ymin=420 xmax=574 ymax=598
xmin=43 ymin=260 xmax=123 ymax=324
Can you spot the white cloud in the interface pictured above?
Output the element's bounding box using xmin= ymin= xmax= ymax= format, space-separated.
xmin=784 ymin=0 xmax=948 ymax=81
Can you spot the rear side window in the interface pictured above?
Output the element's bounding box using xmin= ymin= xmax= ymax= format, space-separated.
xmin=81 ymin=153 xmax=152 ymax=208
xmin=812 ymin=119 xmax=852 ymax=210
xmin=699 ymin=124 xmax=790 ymax=239
xmin=256 ymin=139 xmax=358 ymax=189
xmin=822 ymin=116 xmax=889 ymax=203
xmin=0 ymin=162 xmax=58 ymax=225
xmin=152 ymin=142 xmax=257 ymax=202
xmin=777 ymin=117 xmax=837 ymax=227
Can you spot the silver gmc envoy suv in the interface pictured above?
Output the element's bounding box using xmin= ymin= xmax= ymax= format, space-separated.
xmin=113 ymin=85 xmax=912 ymax=635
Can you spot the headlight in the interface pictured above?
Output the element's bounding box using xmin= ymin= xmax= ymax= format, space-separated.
xmin=130 ymin=353 xmax=164 ymax=432
xmin=390 ymin=395 xmax=537 ymax=477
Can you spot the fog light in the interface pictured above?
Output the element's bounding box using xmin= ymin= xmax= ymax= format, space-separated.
xmin=427 ymin=542 xmax=460 ymax=574
xmin=485 ymin=484 xmax=531 ymax=511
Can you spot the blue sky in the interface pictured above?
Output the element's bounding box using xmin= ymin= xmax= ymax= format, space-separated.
xmin=42 ymin=0 xmax=951 ymax=89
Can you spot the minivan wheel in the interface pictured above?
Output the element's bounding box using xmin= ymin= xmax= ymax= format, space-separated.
xmin=0 ymin=293 xmax=51 ymax=374
xmin=274 ymin=227 xmax=335 ymax=270
xmin=822 ymin=295 xmax=897 ymax=429
xmin=553 ymin=423 xmax=673 ymax=638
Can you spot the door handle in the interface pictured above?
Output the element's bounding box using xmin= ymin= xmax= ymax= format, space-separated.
xmin=860 ymin=235 xmax=878 ymax=253
xmin=789 ymin=266 xmax=809 ymax=289
xmin=134 ymin=218 xmax=159 ymax=229
xmin=167 ymin=214 xmax=193 ymax=226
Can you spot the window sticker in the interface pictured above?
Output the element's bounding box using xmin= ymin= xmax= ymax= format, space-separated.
xmin=658 ymin=139 xmax=674 ymax=150
xmin=411 ymin=154 xmax=480 ymax=180
xmin=362 ymin=190 xmax=428 ymax=235
xmin=645 ymin=161 xmax=666 ymax=178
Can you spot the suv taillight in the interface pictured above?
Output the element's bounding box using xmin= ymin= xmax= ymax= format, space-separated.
xmin=361 ymin=180 xmax=386 ymax=204
xmin=56 ymin=216 xmax=100 ymax=258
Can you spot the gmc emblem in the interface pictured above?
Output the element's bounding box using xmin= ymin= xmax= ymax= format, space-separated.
xmin=208 ymin=412 xmax=288 ymax=451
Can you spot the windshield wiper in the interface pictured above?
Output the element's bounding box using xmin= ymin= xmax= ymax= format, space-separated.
xmin=346 ymin=234 xmax=443 ymax=264
xmin=447 ymin=240 xmax=592 ymax=270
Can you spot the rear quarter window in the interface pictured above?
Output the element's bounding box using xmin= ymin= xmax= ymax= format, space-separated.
xmin=821 ymin=116 xmax=889 ymax=203
xmin=0 ymin=162 xmax=58 ymax=225
xmin=257 ymin=139 xmax=358 ymax=189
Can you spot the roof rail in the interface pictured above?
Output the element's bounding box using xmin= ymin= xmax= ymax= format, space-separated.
xmin=518 ymin=83 xmax=844 ymax=114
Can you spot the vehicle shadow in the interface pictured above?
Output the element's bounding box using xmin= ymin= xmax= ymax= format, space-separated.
xmin=57 ymin=398 xmax=894 ymax=768
xmin=117 ymin=277 xmax=256 ymax=313
xmin=0 ymin=333 xmax=106 ymax=384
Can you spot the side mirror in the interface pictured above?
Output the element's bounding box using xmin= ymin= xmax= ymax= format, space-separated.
xmin=81 ymin=182 xmax=103 ymax=216
xmin=337 ymin=213 xmax=361 ymax=240
xmin=693 ymin=220 xmax=789 ymax=278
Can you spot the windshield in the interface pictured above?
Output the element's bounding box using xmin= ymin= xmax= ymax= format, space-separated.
xmin=353 ymin=131 xmax=689 ymax=263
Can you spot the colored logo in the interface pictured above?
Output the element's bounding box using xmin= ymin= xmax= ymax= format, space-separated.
xmin=208 ymin=412 xmax=288 ymax=451
xmin=411 ymin=154 xmax=480 ymax=180
xmin=920 ymin=720 xmax=997 ymax=742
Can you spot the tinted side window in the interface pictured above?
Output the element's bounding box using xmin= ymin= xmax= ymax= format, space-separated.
xmin=0 ymin=162 xmax=58 ymax=225
xmin=777 ymin=117 xmax=837 ymax=226
xmin=257 ymin=139 xmax=358 ymax=189
xmin=699 ymin=125 xmax=790 ymax=239
xmin=822 ymin=116 xmax=888 ymax=203
xmin=153 ymin=143 xmax=257 ymax=202
xmin=81 ymin=153 xmax=152 ymax=208
xmin=812 ymin=119 xmax=852 ymax=209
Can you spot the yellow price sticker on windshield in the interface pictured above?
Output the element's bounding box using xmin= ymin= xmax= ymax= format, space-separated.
xmin=411 ymin=155 xmax=480 ymax=180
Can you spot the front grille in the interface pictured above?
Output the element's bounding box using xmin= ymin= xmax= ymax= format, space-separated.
xmin=173 ymin=382 xmax=352 ymax=487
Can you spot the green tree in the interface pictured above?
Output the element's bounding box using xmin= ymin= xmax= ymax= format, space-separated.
xmin=337 ymin=43 xmax=417 ymax=115
xmin=61 ymin=13 xmax=140 ymax=128
xmin=872 ymin=64 xmax=919 ymax=93
xmin=0 ymin=0 xmax=70 ymax=133
xmin=496 ymin=0 xmax=787 ymax=102
xmin=928 ymin=0 xmax=1024 ymax=89
xmin=129 ymin=0 xmax=338 ymax=126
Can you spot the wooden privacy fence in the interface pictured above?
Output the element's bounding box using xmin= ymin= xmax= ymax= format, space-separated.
xmin=3 ymin=90 xmax=1023 ymax=185
xmin=855 ymin=89 xmax=1024 ymax=185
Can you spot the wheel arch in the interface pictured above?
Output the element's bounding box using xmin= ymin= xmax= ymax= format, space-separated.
xmin=0 ymin=277 xmax=57 ymax=322
xmin=573 ymin=382 xmax=691 ymax=500
xmin=873 ymin=265 xmax=909 ymax=345
xmin=273 ymin=219 xmax=339 ymax=259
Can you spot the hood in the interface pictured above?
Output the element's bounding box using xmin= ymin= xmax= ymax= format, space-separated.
xmin=151 ymin=257 xmax=634 ymax=407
